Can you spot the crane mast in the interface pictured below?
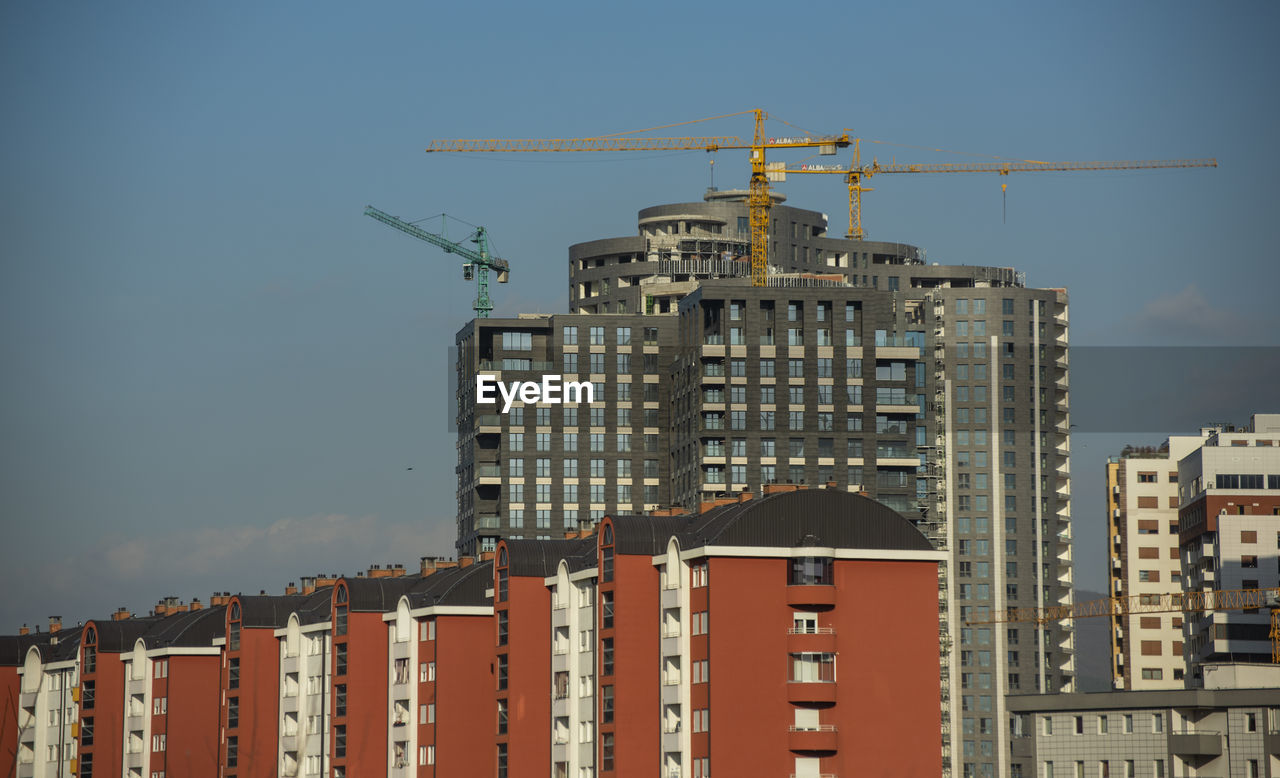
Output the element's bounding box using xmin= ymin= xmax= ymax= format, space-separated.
xmin=364 ymin=205 xmax=510 ymax=318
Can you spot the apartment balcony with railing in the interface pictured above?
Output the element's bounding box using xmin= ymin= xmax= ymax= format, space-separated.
xmin=787 ymin=723 xmax=839 ymax=752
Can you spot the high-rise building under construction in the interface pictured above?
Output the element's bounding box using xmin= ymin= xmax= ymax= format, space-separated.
xmin=454 ymin=189 xmax=1075 ymax=778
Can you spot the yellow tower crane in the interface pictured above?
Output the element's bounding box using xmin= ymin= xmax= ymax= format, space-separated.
xmin=425 ymin=110 xmax=1216 ymax=282
xmin=427 ymin=110 xmax=850 ymax=287
xmin=785 ymin=140 xmax=1219 ymax=240
xmin=965 ymin=586 xmax=1280 ymax=664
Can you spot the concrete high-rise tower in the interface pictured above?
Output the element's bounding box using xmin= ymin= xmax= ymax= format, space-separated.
xmin=454 ymin=190 xmax=1077 ymax=777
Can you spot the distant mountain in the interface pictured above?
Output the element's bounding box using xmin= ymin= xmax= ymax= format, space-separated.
xmin=1072 ymin=589 xmax=1113 ymax=692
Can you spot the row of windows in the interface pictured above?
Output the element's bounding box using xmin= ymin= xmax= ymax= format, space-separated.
xmin=505 ymin=484 xmax=661 ymax=507
xmin=506 ymin=432 xmax=660 ymax=453
xmin=502 ymin=400 xmax=663 ymax=427
xmin=507 ymin=458 xmax=660 ymax=478
xmin=561 ymin=325 xmax=660 ymax=346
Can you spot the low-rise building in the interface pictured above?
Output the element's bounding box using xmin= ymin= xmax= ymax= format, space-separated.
xmin=1008 ymin=666 xmax=1280 ymax=778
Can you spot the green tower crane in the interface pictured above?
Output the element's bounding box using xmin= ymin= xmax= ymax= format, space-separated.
xmin=364 ymin=205 xmax=510 ymax=318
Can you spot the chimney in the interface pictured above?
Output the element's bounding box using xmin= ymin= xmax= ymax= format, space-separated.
xmin=19 ymin=625 xmax=29 ymax=636
xmin=390 ymin=564 xmax=406 ymax=578
xmin=737 ymin=491 xmax=755 ymax=503
xmin=300 ymin=576 xmax=316 ymax=594
xmin=479 ymin=551 xmax=496 ymax=562
xmin=459 ymin=555 xmax=475 ymax=568
xmin=113 ymin=607 xmax=131 ymax=621
xmin=190 ymin=598 xmax=203 ymax=611
xmin=315 ymin=575 xmax=338 ymax=589
xmin=420 ymin=557 xmax=440 ymax=576
xmin=367 ymin=564 xmax=392 ymax=579
xmin=764 ymin=483 xmax=802 ymax=495
xmin=435 ymin=559 xmax=459 ymax=570
xmin=699 ymin=497 xmax=736 ymax=514
xmin=49 ymin=616 xmax=61 ymax=634
xmin=285 ymin=582 xmax=298 ymax=595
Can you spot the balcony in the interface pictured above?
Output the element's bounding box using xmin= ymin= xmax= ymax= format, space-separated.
xmin=787 ymin=627 xmax=837 ymax=653
xmin=1169 ymin=732 xmax=1223 ymax=756
xmin=788 ymin=724 xmax=838 ymax=752
xmin=786 ymin=585 xmax=836 ymax=608
xmin=476 ymin=465 xmax=502 ymax=485
xmin=1011 ymin=736 xmax=1034 ymax=758
xmin=786 ymin=682 xmax=837 ymax=704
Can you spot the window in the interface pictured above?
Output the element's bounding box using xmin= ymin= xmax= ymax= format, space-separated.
xmin=789 ymin=653 xmax=836 ymax=682
xmin=790 ymin=557 xmax=833 ymax=585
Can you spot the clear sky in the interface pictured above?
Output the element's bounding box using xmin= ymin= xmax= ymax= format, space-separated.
xmin=2 ymin=0 xmax=1276 ymax=632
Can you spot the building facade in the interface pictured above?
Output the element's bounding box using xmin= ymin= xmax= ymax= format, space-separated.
xmin=459 ymin=191 xmax=1076 ymax=777
xmin=1106 ymin=437 xmax=1202 ymax=690
xmin=454 ymin=314 xmax=680 ymax=555
xmin=5 ymin=623 xmax=81 ymax=778
xmin=1178 ymin=414 xmax=1280 ymax=681
xmin=1008 ymin=681 xmax=1280 ymax=778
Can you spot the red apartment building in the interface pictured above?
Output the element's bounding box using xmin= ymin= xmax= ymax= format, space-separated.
xmin=383 ymin=557 xmax=493 ymax=777
xmin=495 ymin=541 xmax=572 ymax=778
xmin=220 ymin=592 xmax=313 ymax=778
xmin=7 ymin=486 xmax=944 ymax=777
xmin=329 ymin=570 xmax=415 ymax=778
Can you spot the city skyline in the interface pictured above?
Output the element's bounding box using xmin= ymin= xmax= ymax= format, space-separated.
xmin=3 ymin=0 xmax=1280 ymax=633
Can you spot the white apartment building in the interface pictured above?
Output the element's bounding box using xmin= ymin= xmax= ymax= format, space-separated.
xmin=1106 ymin=435 xmax=1203 ymax=690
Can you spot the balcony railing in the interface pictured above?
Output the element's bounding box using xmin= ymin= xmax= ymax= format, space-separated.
xmin=788 ymin=724 xmax=838 ymax=732
xmin=787 ymin=627 xmax=836 ymax=635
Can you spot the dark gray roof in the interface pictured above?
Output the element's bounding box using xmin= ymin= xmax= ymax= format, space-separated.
xmin=33 ymin=630 xmax=83 ymax=664
xmin=0 ymin=633 xmax=51 ymax=666
xmin=293 ymin=587 xmax=336 ymax=626
xmin=405 ymin=562 xmax=492 ymax=608
xmin=342 ymin=576 xmax=418 ymax=612
xmin=83 ymin=617 xmax=164 ymax=653
xmin=680 ymin=490 xmax=934 ymax=552
xmin=231 ymin=594 xmax=314 ymax=629
xmin=608 ymin=515 xmax=690 ymax=556
xmin=140 ymin=606 xmax=227 ymax=650
xmin=503 ymin=538 xmax=595 ymax=577
xmin=563 ymin=542 xmax=598 ymax=574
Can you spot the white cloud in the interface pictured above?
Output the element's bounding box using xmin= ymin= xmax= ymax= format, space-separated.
xmin=1126 ymin=284 xmax=1267 ymax=345
xmin=5 ymin=513 xmax=456 ymax=627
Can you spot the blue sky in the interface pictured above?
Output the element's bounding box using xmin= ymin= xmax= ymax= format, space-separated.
xmin=1 ymin=0 xmax=1276 ymax=630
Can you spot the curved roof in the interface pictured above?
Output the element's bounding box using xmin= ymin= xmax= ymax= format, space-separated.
xmin=83 ymin=617 xmax=163 ymax=653
xmin=405 ymin=562 xmax=492 ymax=608
xmin=562 ymin=542 xmax=598 ymax=574
xmin=231 ymin=594 xmax=313 ymax=629
xmin=503 ymin=538 xmax=594 ymax=577
xmin=293 ymin=586 xmax=337 ymax=626
xmin=0 ymin=633 xmax=51 ymax=666
xmin=140 ymin=606 xmax=227 ymax=649
xmin=607 ymin=515 xmax=690 ymax=556
xmin=681 ymin=489 xmax=934 ymax=552
xmin=341 ymin=576 xmax=417 ymax=613
xmin=22 ymin=631 xmax=83 ymax=664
